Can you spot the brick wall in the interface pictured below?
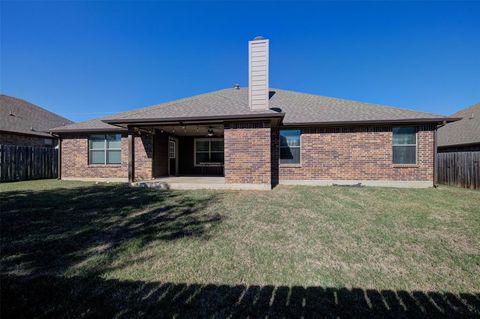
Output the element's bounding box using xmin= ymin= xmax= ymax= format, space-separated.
xmin=134 ymin=134 xmax=154 ymax=180
xmin=61 ymin=133 xmax=128 ymax=179
xmin=61 ymin=133 xmax=154 ymax=181
xmin=272 ymin=125 xmax=435 ymax=182
xmin=0 ymin=132 xmax=56 ymax=147
xmin=224 ymin=121 xmax=271 ymax=184
xmin=60 ymin=124 xmax=435 ymax=184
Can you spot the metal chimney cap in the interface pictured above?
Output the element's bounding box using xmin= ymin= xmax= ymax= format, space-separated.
xmin=253 ymin=36 xmax=265 ymax=40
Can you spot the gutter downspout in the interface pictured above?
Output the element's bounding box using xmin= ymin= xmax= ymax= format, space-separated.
xmin=433 ymin=121 xmax=447 ymax=188
xmin=58 ymin=136 xmax=62 ymax=180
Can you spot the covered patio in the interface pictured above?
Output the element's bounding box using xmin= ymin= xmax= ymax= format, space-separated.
xmin=105 ymin=113 xmax=280 ymax=189
xmin=148 ymin=123 xmax=224 ymax=178
xmin=125 ymin=123 xmax=226 ymax=182
xmin=121 ymin=120 xmax=273 ymax=190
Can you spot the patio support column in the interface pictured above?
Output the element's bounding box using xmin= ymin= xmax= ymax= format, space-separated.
xmin=128 ymin=129 xmax=135 ymax=183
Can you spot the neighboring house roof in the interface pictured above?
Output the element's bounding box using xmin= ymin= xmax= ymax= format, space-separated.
xmin=50 ymin=88 xmax=455 ymax=133
xmin=437 ymin=102 xmax=480 ymax=148
xmin=0 ymin=94 xmax=73 ymax=137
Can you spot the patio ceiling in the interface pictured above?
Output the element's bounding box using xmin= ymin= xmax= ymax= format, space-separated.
xmin=151 ymin=124 xmax=224 ymax=137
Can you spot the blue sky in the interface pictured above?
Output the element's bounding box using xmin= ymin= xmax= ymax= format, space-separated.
xmin=1 ymin=1 xmax=479 ymax=122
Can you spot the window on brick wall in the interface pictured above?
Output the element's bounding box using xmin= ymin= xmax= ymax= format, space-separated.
xmin=280 ymin=129 xmax=301 ymax=165
xmin=194 ymin=138 xmax=224 ymax=166
xmin=89 ymin=134 xmax=121 ymax=164
xmin=392 ymin=127 xmax=416 ymax=164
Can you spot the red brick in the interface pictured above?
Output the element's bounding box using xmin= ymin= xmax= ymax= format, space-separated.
xmin=61 ymin=133 xmax=153 ymax=181
xmin=272 ymin=125 xmax=434 ymax=182
xmin=224 ymin=122 xmax=271 ymax=184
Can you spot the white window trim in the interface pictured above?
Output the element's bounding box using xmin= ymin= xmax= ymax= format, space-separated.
xmin=194 ymin=137 xmax=224 ymax=167
xmin=89 ymin=134 xmax=122 ymax=165
xmin=392 ymin=127 xmax=418 ymax=165
xmin=279 ymin=129 xmax=302 ymax=166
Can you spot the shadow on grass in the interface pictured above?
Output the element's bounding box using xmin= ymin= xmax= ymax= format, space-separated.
xmin=0 ymin=184 xmax=222 ymax=276
xmin=1 ymin=274 xmax=479 ymax=318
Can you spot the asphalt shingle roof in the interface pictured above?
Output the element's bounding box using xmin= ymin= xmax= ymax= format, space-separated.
xmin=50 ymin=88 xmax=453 ymax=132
xmin=437 ymin=103 xmax=480 ymax=147
xmin=48 ymin=117 xmax=126 ymax=133
xmin=0 ymin=94 xmax=73 ymax=137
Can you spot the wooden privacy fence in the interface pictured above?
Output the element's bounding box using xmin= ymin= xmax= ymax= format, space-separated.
xmin=0 ymin=144 xmax=58 ymax=182
xmin=437 ymin=151 xmax=480 ymax=189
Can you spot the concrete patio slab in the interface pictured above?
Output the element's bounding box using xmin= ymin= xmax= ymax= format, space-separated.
xmin=132 ymin=176 xmax=271 ymax=190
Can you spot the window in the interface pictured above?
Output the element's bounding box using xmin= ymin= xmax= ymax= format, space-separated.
xmin=392 ymin=127 xmax=416 ymax=164
xmin=280 ymin=129 xmax=301 ymax=165
xmin=195 ymin=138 xmax=224 ymax=166
xmin=169 ymin=140 xmax=176 ymax=159
xmin=89 ymin=134 xmax=121 ymax=165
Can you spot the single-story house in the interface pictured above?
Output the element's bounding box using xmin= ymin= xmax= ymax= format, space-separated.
xmin=50 ymin=37 xmax=458 ymax=189
xmin=1 ymin=94 xmax=73 ymax=147
xmin=437 ymin=103 xmax=480 ymax=152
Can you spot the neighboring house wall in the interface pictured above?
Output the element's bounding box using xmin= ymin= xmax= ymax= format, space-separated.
xmin=272 ymin=125 xmax=435 ymax=183
xmin=224 ymin=122 xmax=271 ymax=185
xmin=0 ymin=132 xmax=56 ymax=147
xmin=61 ymin=133 xmax=154 ymax=181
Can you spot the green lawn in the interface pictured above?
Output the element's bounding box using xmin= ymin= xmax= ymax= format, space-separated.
xmin=1 ymin=180 xmax=479 ymax=318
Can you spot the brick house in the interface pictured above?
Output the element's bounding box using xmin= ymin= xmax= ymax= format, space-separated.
xmin=1 ymin=94 xmax=72 ymax=147
xmin=50 ymin=37 xmax=458 ymax=189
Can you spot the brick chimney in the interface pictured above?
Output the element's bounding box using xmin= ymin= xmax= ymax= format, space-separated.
xmin=248 ymin=36 xmax=269 ymax=110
